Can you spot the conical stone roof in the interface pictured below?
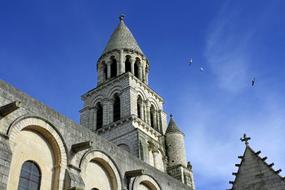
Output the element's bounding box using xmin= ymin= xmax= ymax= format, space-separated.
xmin=166 ymin=115 xmax=183 ymax=134
xmin=103 ymin=16 xmax=143 ymax=55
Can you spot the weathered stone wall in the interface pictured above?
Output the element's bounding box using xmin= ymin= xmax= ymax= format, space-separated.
xmin=233 ymin=147 xmax=285 ymax=190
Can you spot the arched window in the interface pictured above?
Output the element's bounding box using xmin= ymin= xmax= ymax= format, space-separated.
xmin=91 ymin=188 xmax=99 ymax=190
xmin=137 ymin=96 xmax=142 ymax=119
xmin=18 ymin=161 xmax=41 ymax=190
xmin=125 ymin=56 xmax=132 ymax=73
xmin=134 ymin=58 xmax=140 ymax=78
xmin=150 ymin=105 xmax=155 ymax=129
xmin=113 ymin=94 xmax=120 ymax=122
xmin=110 ymin=56 xmax=117 ymax=78
xmin=96 ymin=102 xmax=103 ymax=130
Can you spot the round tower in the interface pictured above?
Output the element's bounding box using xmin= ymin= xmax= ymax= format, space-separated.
xmin=165 ymin=115 xmax=187 ymax=167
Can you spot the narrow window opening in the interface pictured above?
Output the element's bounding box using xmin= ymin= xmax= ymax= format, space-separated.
xmin=110 ymin=57 xmax=117 ymax=78
xmin=134 ymin=60 xmax=139 ymax=78
xmin=125 ymin=56 xmax=131 ymax=73
xmin=113 ymin=94 xmax=120 ymax=122
xmin=150 ymin=105 xmax=155 ymax=128
xmin=96 ymin=102 xmax=103 ymax=129
xmin=137 ymin=96 xmax=142 ymax=119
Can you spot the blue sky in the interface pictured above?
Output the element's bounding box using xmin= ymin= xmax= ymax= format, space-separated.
xmin=1 ymin=0 xmax=285 ymax=189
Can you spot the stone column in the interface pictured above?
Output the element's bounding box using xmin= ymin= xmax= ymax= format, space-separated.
xmin=157 ymin=110 xmax=162 ymax=132
xmin=153 ymin=111 xmax=158 ymax=130
xmin=0 ymin=136 xmax=12 ymax=190
xmin=102 ymin=99 xmax=109 ymax=125
xmin=88 ymin=107 xmax=95 ymax=130
xmin=153 ymin=149 xmax=159 ymax=169
xmin=138 ymin=65 xmax=143 ymax=80
xmin=119 ymin=49 xmax=124 ymax=74
xmin=142 ymin=64 xmax=146 ymax=83
xmin=93 ymin=107 xmax=97 ymax=131
xmin=116 ymin=57 xmax=120 ymax=76
xmin=142 ymin=102 xmax=146 ymax=122
xmin=145 ymin=66 xmax=149 ymax=84
xmin=139 ymin=102 xmax=144 ymax=120
xmin=107 ymin=61 xmax=111 ymax=79
xmin=97 ymin=64 xmax=101 ymax=84
xmin=145 ymin=101 xmax=150 ymax=124
xmin=108 ymin=99 xmax=114 ymax=123
xmin=130 ymin=57 xmax=135 ymax=74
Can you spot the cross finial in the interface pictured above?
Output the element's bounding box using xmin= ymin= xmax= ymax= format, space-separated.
xmin=119 ymin=14 xmax=125 ymax=22
xmin=240 ymin=133 xmax=251 ymax=146
xmin=170 ymin=114 xmax=173 ymax=118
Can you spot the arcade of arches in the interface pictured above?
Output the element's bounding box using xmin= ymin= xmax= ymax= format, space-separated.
xmin=5 ymin=117 xmax=161 ymax=190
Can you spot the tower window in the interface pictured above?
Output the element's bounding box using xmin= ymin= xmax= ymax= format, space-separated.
xmin=18 ymin=161 xmax=41 ymax=190
xmin=110 ymin=56 xmax=117 ymax=78
xmin=137 ymin=96 xmax=142 ymax=119
xmin=125 ymin=56 xmax=131 ymax=73
xmin=134 ymin=59 xmax=139 ymax=78
xmin=96 ymin=102 xmax=103 ymax=130
xmin=150 ymin=105 xmax=155 ymax=129
xmin=113 ymin=94 xmax=120 ymax=122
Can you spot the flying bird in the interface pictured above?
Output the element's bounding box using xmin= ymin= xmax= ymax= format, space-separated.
xmin=188 ymin=58 xmax=193 ymax=66
xmin=252 ymin=78 xmax=255 ymax=86
xmin=200 ymin=67 xmax=205 ymax=72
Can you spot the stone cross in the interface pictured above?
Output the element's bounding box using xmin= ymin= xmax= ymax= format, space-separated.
xmin=240 ymin=133 xmax=251 ymax=145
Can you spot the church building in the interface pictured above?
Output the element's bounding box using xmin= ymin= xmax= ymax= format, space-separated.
xmin=0 ymin=16 xmax=194 ymax=190
xmin=1 ymin=16 xmax=284 ymax=190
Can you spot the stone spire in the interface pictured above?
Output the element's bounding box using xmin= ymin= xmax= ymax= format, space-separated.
xmin=103 ymin=15 xmax=143 ymax=55
xmin=166 ymin=114 xmax=183 ymax=134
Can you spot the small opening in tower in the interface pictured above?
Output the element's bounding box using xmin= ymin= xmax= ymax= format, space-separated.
xmin=150 ymin=104 xmax=155 ymax=129
xmin=102 ymin=61 xmax=107 ymax=80
xmin=134 ymin=58 xmax=140 ymax=78
xmin=110 ymin=56 xmax=117 ymax=78
xmin=137 ymin=96 xmax=142 ymax=119
xmin=113 ymin=93 xmax=120 ymax=122
xmin=125 ymin=55 xmax=132 ymax=73
xmin=96 ymin=102 xmax=103 ymax=129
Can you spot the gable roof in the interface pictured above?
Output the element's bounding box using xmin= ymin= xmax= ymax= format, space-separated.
xmin=228 ymin=145 xmax=285 ymax=190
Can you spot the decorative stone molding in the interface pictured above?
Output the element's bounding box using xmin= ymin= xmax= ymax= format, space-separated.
xmin=79 ymin=150 xmax=122 ymax=190
xmin=130 ymin=175 xmax=161 ymax=190
xmin=7 ymin=116 xmax=68 ymax=190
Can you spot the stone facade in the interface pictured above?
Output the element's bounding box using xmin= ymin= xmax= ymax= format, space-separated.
xmin=0 ymin=80 xmax=191 ymax=190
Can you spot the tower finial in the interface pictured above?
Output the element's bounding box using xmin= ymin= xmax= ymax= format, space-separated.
xmin=119 ymin=14 xmax=125 ymax=22
xmin=170 ymin=114 xmax=173 ymax=118
xmin=240 ymin=133 xmax=251 ymax=146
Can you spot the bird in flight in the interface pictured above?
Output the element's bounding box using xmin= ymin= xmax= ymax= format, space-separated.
xmin=200 ymin=67 xmax=205 ymax=72
xmin=252 ymin=77 xmax=255 ymax=86
xmin=188 ymin=58 xmax=193 ymax=66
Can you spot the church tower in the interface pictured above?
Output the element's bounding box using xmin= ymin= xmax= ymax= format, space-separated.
xmin=80 ymin=16 xmax=194 ymax=188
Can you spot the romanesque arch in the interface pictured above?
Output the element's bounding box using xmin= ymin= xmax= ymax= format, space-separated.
xmin=80 ymin=150 xmax=122 ymax=190
xmin=6 ymin=116 xmax=67 ymax=190
xmin=131 ymin=175 xmax=161 ymax=190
